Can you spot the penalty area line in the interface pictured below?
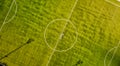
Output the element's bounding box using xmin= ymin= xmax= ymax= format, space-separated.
xmin=0 ymin=0 xmax=17 ymax=32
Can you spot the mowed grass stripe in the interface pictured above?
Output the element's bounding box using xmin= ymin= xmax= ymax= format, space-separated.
xmin=0 ymin=0 xmax=120 ymax=66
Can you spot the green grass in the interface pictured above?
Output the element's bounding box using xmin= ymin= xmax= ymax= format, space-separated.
xmin=108 ymin=0 xmax=120 ymax=7
xmin=0 ymin=0 xmax=120 ymax=66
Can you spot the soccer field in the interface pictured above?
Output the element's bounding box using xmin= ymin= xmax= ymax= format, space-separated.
xmin=0 ymin=0 xmax=120 ymax=66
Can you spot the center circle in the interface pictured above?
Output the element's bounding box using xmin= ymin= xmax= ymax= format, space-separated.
xmin=44 ymin=19 xmax=78 ymax=52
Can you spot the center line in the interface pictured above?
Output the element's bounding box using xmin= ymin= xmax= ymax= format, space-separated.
xmin=46 ymin=0 xmax=78 ymax=66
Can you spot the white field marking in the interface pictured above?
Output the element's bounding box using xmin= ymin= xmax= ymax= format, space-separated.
xmin=104 ymin=47 xmax=116 ymax=66
xmin=5 ymin=0 xmax=17 ymax=24
xmin=104 ymin=41 xmax=120 ymax=66
xmin=103 ymin=6 xmax=118 ymax=66
xmin=105 ymin=0 xmax=120 ymax=8
xmin=68 ymin=0 xmax=78 ymax=19
xmin=45 ymin=19 xmax=78 ymax=66
xmin=44 ymin=19 xmax=78 ymax=52
xmin=0 ymin=0 xmax=17 ymax=32
xmin=45 ymin=0 xmax=78 ymax=66
xmin=46 ymin=23 xmax=65 ymax=66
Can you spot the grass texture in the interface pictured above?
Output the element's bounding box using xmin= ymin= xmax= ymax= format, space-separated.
xmin=0 ymin=0 xmax=120 ymax=66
